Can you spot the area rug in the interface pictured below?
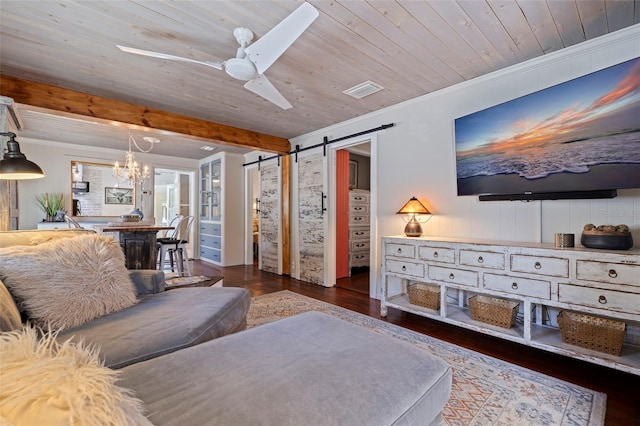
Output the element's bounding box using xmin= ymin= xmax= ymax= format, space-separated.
xmin=164 ymin=275 xmax=222 ymax=289
xmin=248 ymin=290 xmax=606 ymax=426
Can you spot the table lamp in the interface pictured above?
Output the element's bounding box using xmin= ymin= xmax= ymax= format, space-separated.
xmin=396 ymin=196 xmax=431 ymax=237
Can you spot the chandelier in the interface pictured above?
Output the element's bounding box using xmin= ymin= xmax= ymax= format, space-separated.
xmin=113 ymin=133 xmax=159 ymax=186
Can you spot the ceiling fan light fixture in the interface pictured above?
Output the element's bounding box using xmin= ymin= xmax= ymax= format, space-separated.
xmin=224 ymin=57 xmax=257 ymax=81
xmin=343 ymin=80 xmax=384 ymax=99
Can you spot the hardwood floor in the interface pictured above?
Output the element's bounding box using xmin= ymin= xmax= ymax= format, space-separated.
xmin=190 ymin=261 xmax=640 ymax=426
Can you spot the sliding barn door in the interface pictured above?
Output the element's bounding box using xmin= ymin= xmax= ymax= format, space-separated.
xmin=297 ymin=153 xmax=326 ymax=285
xmin=259 ymin=162 xmax=281 ymax=274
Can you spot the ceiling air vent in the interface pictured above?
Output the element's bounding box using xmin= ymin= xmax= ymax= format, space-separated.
xmin=342 ymin=80 xmax=383 ymax=99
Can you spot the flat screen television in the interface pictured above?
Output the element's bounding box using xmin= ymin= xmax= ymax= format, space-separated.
xmin=454 ymin=57 xmax=640 ymax=201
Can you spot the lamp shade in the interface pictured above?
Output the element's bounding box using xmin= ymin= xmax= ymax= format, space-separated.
xmin=396 ymin=197 xmax=431 ymax=215
xmin=0 ymin=132 xmax=45 ymax=180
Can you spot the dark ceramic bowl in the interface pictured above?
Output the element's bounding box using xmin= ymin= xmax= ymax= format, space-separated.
xmin=581 ymin=231 xmax=633 ymax=250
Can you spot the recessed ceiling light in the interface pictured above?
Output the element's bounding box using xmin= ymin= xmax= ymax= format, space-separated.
xmin=342 ymin=80 xmax=383 ymax=99
xmin=200 ymin=146 xmax=216 ymax=151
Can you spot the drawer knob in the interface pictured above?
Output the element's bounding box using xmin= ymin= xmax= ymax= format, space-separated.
xmin=608 ymin=269 xmax=618 ymax=279
xmin=402 ymin=265 xmax=407 ymax=271
xmin=534 ymin=261 xmax=541 ymax=270
xmin=477 ymin=256 xmax=484 ymax=264
xmin=449 ymin=273 xmax=455 ymax=280
xmin=355 ymin=207 xmax=362 ymax=210
xmin=511 ymin=282 xmax=518 ymax=290
xmin=356 ymin=231 xmax=364 ymax=236
xmin=433 ymin=251 xmax=439 ymax=258
xmin=397 ymin=248 xmax=402 ymax=254
xmin=598 ymin=295 xmax=607 ymax=304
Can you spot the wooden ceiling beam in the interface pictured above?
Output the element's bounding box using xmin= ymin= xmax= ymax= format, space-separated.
xmin=0 ymin=75 xmax=290 ymax=154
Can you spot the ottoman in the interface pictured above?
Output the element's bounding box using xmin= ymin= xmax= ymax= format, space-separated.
xmin=119 ymin=311 xmax=452 ymax=425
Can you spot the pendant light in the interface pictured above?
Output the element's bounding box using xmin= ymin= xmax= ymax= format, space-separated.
xmin=0 ymin=132 xmax=45 ymax=180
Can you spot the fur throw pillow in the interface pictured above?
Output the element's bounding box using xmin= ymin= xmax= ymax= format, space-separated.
xmin=0 ymin=234 xmax=138 ymax=330
xmin=0 ymin=280 xmax=22 ymax=332
xmin=0 ymin=327 xmax=152 ymax=426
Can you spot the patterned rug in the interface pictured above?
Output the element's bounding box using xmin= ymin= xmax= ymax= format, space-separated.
xmin=248 ymin=291 xmax=606 ymax=426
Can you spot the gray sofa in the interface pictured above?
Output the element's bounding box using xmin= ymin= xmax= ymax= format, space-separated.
xmin=1 ymin=229 xmax=452 ymax=424
xmin=0 ymin=229 xmax=251 ymax=368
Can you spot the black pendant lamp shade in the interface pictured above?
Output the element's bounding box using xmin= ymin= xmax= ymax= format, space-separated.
xmin=0 ymin=132 xmax=45 ymax=180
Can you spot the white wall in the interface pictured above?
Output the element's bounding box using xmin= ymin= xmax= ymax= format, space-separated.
xmin=16 ymin=138 xmax=199 ymax=229
xmin=291 ymin=25 xmax=640 ymax=250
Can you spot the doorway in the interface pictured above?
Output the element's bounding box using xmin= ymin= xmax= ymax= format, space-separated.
xmin=334 ymin=142 xmax=373 ymax=295
xmin=154 ymin=168 xmax=194 ymax=257
xmin=244 ymin=165 xmax=261 ymax=266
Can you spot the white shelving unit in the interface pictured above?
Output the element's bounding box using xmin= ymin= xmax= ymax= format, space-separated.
xmin=198 ymin=153 xmax=244 ymax=266
xmin=381 ymin=236 xmax=640 ymax=375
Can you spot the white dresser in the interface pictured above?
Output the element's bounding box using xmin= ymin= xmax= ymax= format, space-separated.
xmin=381 ymin=235 xmax=640 ymax=375
xmin=348 ymin=190 xmax=370 ymax=272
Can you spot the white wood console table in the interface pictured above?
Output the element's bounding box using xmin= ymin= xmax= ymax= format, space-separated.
xmin=381 ymin=236 xmax=640 ymax=375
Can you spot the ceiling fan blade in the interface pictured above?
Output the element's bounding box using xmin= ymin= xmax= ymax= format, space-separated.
xmin=244 ymin=74 xmax=292 ymax=110
xmin=244 ymin=2 xmax=319 ymax=74
xmin=116 ymin=45 xmax=223 ymax=70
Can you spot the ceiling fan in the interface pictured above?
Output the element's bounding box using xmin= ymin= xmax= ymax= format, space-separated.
xmin=117 ymin=2 xmax=319 ymax=110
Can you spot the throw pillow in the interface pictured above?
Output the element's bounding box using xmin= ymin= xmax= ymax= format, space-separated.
xmin=0 ymin=327 xmax=152 ymax=426
xmin=0 ymin=279 xmax=22 ymax=332
xmin=0 ymin=234 xmax=138 ymax=330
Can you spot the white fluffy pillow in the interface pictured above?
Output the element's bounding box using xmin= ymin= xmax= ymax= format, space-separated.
xmin=0 ymin=234 xmax=138 ymax=330
xmin=0 ymin=327 xmax=152 ymax=426
xmin=0 ymin=279 xmax=22 ymax=332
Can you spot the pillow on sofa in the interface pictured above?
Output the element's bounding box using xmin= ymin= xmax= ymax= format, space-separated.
xmin=0 ymin=327 xmax=152 ymax=426
xmin=0 ymin=280 xmax=22 ymax=332
xmin=0 ymin=234 xmax=138 ymax=330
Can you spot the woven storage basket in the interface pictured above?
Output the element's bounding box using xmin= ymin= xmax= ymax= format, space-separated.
xmin=469 ymin=295 xmax=519 ymax=328
xmin=557 ymin=311 xmax=626 ymax=355
xmin=407 ymin=283 xmax=440 ymax=310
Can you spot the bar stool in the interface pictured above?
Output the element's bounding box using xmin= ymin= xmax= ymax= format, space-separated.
xmin=157 ymin=215 xmax=193 ymax=276
xmin=157 ymin=215 xmax=183 ymax=273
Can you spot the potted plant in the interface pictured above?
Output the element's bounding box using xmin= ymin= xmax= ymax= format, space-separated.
xmin=36 ymin=193 xmax=65 ymax=222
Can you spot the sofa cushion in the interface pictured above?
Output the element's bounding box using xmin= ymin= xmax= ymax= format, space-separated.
xmin=0 ymin=327 xmax=152 ymax=426
xmin=119 ymin=311 xmax=452 ymax=426
xmin=0 ymin=280 xmax=21 ymax=332
xmin=0 ymin=234 xmax=137 ymax=330
xmin=58 ymin=287 xmax=251 ymax=369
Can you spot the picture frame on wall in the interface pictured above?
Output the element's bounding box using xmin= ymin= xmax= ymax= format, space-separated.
xmin=349 ymin=160 xmax=358 ymax=189
xmin=105 ymin=187 xmax=133 ymax=205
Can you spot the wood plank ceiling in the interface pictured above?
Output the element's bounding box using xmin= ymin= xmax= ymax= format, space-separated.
xmin=0 ymin=0 xmax=638 ymax=159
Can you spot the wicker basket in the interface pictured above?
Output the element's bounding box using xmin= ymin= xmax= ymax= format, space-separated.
xmin=407 ymin=283 xmax=440 ymax=310
xmin=557 ymin=311 xmax=626 ymax=355
xmin=469 ymin=295 xmax=519 ymax=329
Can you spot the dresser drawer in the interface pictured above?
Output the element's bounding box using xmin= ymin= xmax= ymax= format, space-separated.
xmin=350 ymin=228 xmax=370 ymax=240
xmin=350 ymin=253 xmax=369 ymax=267
xmin=460 ymin=249 xmax=505 ymax=270
xmin=428 ymin=266 xmax=478 ymax=287
xmin=200 ymin=246 xmax=221 ymax=262
xmin=350 ymin=215 xmax=369 ymax=225
xmin=350 ymin=204 xmax=368 ymax=214
xmin=558 ymin=284 xmax=640 ymax=315
xmin=484 ymin=273 xmax=551 ymax=299
xmin=386 ymin=243 xmax=415 ymax=259
xmin=385 ymin=259 xmax=424 ymax=278
xmin=350 ymin=240 xmax=370 ymax=252
xmin=576 ymin=261 xmax=640 ymax=288
xmin=350 ymin=192 xmax=369 ymax=204
xmin=510 ymin=255 xmax=569 ymax=277
xmin=200 ymin=222 xmax=221 ymax=236
xmin=418 ymin=245 xmax=455 ymax=264
xmin=200 ymin=234 xmax=221 ymax=249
